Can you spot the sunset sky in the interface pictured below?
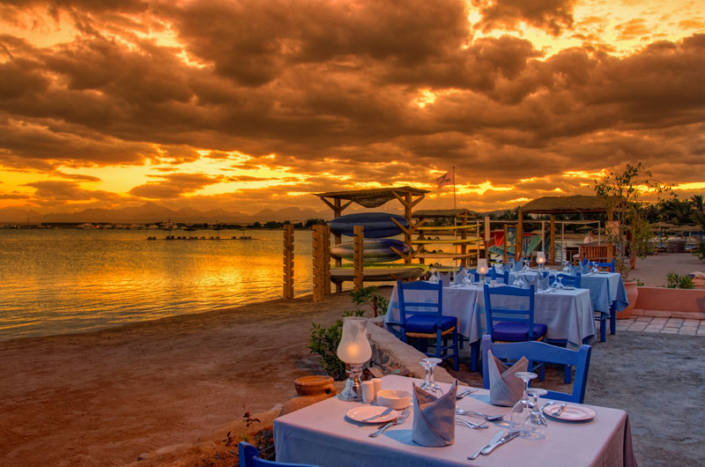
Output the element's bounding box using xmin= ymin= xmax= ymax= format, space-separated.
xmin=1 ymin=0 xmax=704 ymax=215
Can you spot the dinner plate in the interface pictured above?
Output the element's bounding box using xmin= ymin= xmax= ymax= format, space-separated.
xmin=543 ymin=403 xmax=596 ymax=422
xmin=563 ymin=286 xmax=576 ymax=290
xmin=346 ymin=406 xmax=399 ymax=424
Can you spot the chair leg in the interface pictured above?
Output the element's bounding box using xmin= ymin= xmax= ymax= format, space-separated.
xmin=564 ymin=364 xmax=572 ymax=384
xmin=470 ymin=340 xmax=479 ymax=372
xmin=610 ymin=309 xmax=617 ymax=335
xmin=452 ymin=331 xmax=459 ymax=371
xmin=600 ymin=316 xmax=607 ymax=343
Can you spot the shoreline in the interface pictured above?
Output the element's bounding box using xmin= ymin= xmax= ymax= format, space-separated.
xmin=0 ymin=290 xmax=370 ymax=467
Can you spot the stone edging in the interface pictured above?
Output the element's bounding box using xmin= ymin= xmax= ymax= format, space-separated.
xmin=366 ymin=317 xmax=455 ymax=384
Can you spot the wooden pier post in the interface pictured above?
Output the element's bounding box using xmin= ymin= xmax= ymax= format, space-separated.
xmin=503 ymin=224 xmax=508 ymax=265
xmin=550 ymin=215 xmax=556 ymax=265
xmin=283 ymin=225 xmax=295 ymax=300
xmin=312 ymin=225 xmax=331 ymax=302
xmin=353 ymin=225 xmax=364 ymax=291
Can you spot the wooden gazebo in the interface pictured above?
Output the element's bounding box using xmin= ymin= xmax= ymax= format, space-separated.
xmin=518 ymin=195 xmax=614 ymax=264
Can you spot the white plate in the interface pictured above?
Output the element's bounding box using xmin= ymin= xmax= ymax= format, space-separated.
xmin=543 ymin=404 xmax=596 ymax=422
xmin=346 ymin=406 xmax=399 ymax=424
xmin=563 ymin=286 xmax=576 ymax=290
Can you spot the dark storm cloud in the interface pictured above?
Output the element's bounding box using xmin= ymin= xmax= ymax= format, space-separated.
xmin=23 ymin=180 xmax=116 ymax=201
xmin=471 ymin=0 xmax=577 ymax=36
xmin=0 ymin=0 xmax=703 ymax=213
xmin=129 ymin=173 xmax=222 ymax=199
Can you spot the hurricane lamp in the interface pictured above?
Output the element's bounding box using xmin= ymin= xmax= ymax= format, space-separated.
xmin=536 ymin=252 xmax=546 ymax=272
xmin=477 ymin=259 xmax=489 ymax=284
xmin=337 ymin=317 xmax=372 ymax=401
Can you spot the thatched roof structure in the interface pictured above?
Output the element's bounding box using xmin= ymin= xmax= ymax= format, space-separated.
xmin=315 ymin=186 xmax=429 ymax=209
xmin=521 ymin=195 xmax=612 ymax=214
xmin=413 ymin=209 xmax=475 ymax=219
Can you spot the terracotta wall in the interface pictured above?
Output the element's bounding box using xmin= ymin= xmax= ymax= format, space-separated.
xmin=635 ymin=287 xmax=705 ymax=313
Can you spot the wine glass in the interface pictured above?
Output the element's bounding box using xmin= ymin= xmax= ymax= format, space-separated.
xmin=526 ymin=388 xmax=549 ymax=440
xmin=591 ymin=261 xmax=599 ymax=275
xmin=497 ymin=260 xmax=504 ymax=273
xmin=511 ymin=372 xmax=537 ymax=435
xmin=549 ymin=276 xmax=559 ymax=293
xmin=419 ymin=358 xmax=443 ymax=393
xmin=429 ymin=269 xmax=439 ymax=284
xmin=562 ymin=261 xmax=571 ymax=273
xmin=557 ymin=275 xmax=565 ymax=290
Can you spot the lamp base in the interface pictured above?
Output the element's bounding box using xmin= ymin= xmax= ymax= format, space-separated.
xmin=338 ymin=364 xmax=364 ymax=402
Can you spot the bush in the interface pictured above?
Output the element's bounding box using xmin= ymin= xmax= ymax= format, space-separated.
xmin=350 ymin=285 xmax=389 ymax=316
xmin=308 ymin=309 xmax=365 ymax=380
xmin=666 ymin=272 xmax=694 ymax=289
xmin=692 ymin=242 xmax=705 ymax=261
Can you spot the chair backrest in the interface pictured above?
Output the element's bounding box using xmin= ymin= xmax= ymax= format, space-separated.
xmin=594 ymin=259 xmax=615 ymax=272
xmin=490 ymin=268 xmax=510 ymax=285
xmin=239 ymin=442 xmax=320 ymax=467
xmin=552 ymin=273 xmax=582 ymax=288
xmin=481 ymin=335 xmax=591 ymax=403
xmin=483 ymin=284 xmax=537 ymax=339
xmin=467 ymin=268 xmax=480 ymax=281
xmin=396 ymin=280 xmax=443 ymax=330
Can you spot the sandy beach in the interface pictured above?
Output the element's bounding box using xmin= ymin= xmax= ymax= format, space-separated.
xmin=0 ymin=292 xmax=360 ymax=467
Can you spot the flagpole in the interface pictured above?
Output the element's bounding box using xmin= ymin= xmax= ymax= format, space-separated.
xmin=452 ymin=166 xmax=456 ymax=210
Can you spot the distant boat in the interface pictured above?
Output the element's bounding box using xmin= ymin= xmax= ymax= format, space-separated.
xmin=329 ymin=213 xmax=409 ymax=238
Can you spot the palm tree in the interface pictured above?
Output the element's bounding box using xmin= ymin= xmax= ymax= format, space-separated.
xmin=661 ymin=198 xmax=694 ymax=225
xmin=691 ymin=194 xmax=704 ymax=214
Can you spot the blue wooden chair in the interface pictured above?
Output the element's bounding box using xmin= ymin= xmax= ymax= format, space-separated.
xmin=481 ymin=335 xmax=592 ymax=403
xmin=483 ymin=284 xmax=546 ymax=343
xmin=239 ymin=442 xmax=320 ymax=467
xmin=396 ymin=280 xmax=460 ymax=371
xmin=490 ymin=268 xmax=510 ymax=285
xmin=594 ymin=259 xmax=615 ymax=272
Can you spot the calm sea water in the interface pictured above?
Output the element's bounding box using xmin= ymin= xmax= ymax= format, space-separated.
xmin=0 ymin=229 xmax=315 ymax=341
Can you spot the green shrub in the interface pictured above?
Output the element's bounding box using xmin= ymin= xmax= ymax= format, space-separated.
xmin=635 ymin=278 xmax=645 ymax=287
xmin=350 ymin=285 xmax=389 ymax=316
xmin=666 ymin=272 xmax=694 ymax=289
xmin=308 ymin=309 xmax=365 ymax=380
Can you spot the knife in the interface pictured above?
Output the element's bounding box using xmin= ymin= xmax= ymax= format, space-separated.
xmin=468 ymin=429 xmax=504 ymax=460
xmin=481 ymin=430 xmax=521 ymax=456
xmin=363 ymin=407 xmax=393 ymax=422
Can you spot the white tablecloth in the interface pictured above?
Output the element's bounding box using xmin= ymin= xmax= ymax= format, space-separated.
xmin=510 ymin=271 xmax=629 ymax=315
xmin=385 ymin=284 xmax=596 ymax=349
xmin=275 ymin=375 xmax=635 ymax=467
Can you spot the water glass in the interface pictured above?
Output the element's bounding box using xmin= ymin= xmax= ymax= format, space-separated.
xmin=419 ymin=358 xmax=443 ymax=393
xmin=511 ymin=372 xmax=537 ymax=435
xmin=526 ymin=388 xmax=548 ymax=440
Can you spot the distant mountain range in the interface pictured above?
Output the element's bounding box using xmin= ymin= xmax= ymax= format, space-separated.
xmin=0 ymin=202 xmax=335 ymax=224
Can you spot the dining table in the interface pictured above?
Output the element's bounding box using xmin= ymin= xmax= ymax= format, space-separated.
xmin=274 ymin=375 xmax=637 ymax=467
xmin=509 ymin=269 xmax=629 ymax=317
xmin=385 ymin=282 xmax=597 ymax=350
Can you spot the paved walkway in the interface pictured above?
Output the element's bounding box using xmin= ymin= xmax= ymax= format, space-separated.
xmin=616 ymin=316 xmax=705 ymax=336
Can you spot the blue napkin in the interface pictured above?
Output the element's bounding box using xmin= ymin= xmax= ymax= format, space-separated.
xmin=511 ymin=261 xmax=522 ymax=272
xmin=412 ymin=380 xmax=457 ymax=447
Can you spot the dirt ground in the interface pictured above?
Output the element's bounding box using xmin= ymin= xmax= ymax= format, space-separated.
xmin=0 ymin=292 xmax=360 ymax=467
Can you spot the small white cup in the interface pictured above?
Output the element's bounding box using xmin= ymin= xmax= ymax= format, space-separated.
xmin=372 ymin=378 xmax=382 ymax=401
xmin=490 ymin=280 xmax=497 ymax=288
xmin=362 ymin=381 xmax=375 ymax=404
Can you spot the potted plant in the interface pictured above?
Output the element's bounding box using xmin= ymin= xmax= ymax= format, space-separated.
xmin=594 ymin=163 xmax=670 ymax=318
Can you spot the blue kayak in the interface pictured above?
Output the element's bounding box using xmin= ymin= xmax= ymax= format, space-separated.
xmin=331 ymin=239 xmax=410 ymax=263
xmin=328 ymin=213 xmax=409 ymax=238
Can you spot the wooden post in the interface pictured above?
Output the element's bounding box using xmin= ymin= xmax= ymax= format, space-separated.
xmin=404 ymin=193 xmax=412 ymax=265
xmin=353 ymin=225 xmax=364 ymax=291
xmin=550 ymin=215 xmax=556 ymax=266
xmin=323 ymin=224 xmax=331 ymax=295
xmin=516 ymin=212 xmax=523 ymax=261
xmin=503 ymin=224 xmax=508 ymax=265
xmin=333 ymin=199 xmax=343 ymax=293
xmin=283 ymin=225 xmax=294 ymax=300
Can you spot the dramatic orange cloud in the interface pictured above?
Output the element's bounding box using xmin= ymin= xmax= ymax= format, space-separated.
xmin=0 ymin=0 xmax=703 ymax=217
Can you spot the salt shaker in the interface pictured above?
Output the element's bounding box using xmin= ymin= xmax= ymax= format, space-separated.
xmin=362 ymin=381 xmax=375 ymax=404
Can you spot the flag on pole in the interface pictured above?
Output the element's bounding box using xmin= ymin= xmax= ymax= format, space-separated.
xmin=436 ymin=172 xmax=453 ymax=189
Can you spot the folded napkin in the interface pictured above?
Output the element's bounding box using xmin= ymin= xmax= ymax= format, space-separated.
xmin=528 ymin=274 xmax=549 ymax=291
xmin=453 ymin=270 xmax=466 ymax=285
xmin=439 ymin=272 xmax=451 ymax=287
xmin=511 ymin=261 xmax=522 ymax=272
xmin=412 ymin=380 xmax=458 ymax=447
xmin=569 ymin=264 xmax=579 ymax=276
xmin=487 ymin=350 xmax=529 ymax=406
xmin=581 ymin=263 xmax=591 ymax=275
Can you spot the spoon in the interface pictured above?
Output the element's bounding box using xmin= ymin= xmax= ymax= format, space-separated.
xmin=456 ymin=408 xmax=504 ymax=422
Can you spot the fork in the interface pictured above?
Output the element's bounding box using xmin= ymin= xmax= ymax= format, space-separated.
xmin=456 ymin=408 xmax=504 ymax=422
xmin=369 ymin=407 xmax=411 ymax=438
xmin=456 ymin=388 xmax=479 ymax=400
xmin=455 ymin=418 xmax=489 ymax=429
